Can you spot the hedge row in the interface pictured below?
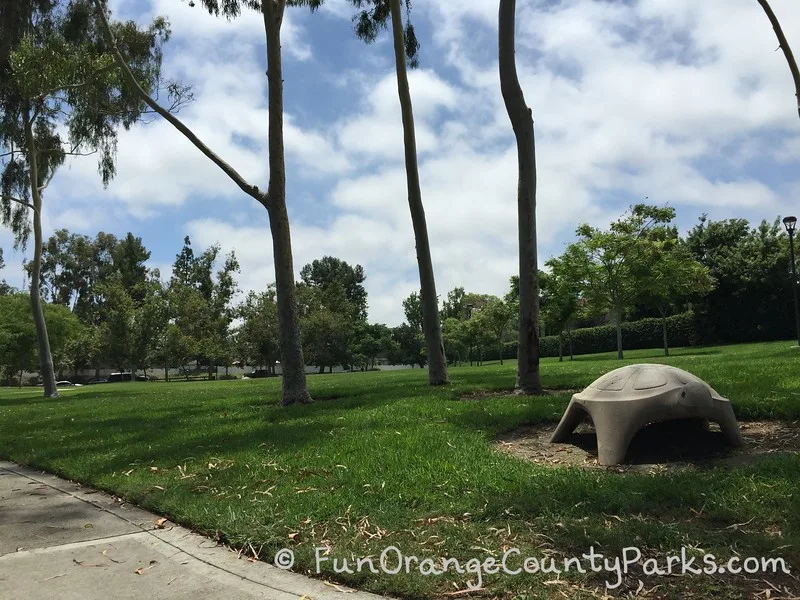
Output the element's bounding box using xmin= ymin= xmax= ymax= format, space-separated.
xmin=483 ymin=312 xmax=697 ymax=361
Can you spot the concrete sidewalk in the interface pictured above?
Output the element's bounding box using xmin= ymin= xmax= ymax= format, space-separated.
xmin=0 ymin=461 xmax=387 ymax=600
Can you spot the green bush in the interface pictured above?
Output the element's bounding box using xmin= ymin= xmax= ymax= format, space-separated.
xmin=539 ymin=312 xmax=697 ymax=358
xmin=492 ymin=312 xmax=697 ymax=360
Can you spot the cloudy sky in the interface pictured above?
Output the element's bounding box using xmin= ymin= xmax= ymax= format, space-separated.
xmin=2 ymin=0 xmax=800 ymax=325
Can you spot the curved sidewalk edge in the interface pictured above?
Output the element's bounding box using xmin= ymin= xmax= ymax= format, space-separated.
xmin=0 ymin=461 xmax=390 ymax=600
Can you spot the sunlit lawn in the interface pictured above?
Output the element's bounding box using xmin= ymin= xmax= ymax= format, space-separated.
xmin=1 ymin=341 xmax=798 ymax=598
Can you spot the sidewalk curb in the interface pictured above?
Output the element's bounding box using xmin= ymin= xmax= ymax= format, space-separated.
xmin=0 ymin=461 xmax=390 ymax=600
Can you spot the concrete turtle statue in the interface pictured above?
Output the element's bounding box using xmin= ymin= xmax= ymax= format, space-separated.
xmin=550 ymin=363 xmax=744 ymax=465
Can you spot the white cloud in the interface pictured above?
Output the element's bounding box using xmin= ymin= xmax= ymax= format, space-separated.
xmin=7 ymin=0 xmax=800 ymax=327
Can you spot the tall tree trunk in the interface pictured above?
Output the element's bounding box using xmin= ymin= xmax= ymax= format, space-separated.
xmin=659 ymin=306 xmax=669 ymax=357
xmin=499 ymin=0 xmax=541 ymax=394
xmin=568 ymin=326 xmax=574 ymax=361
xmin=389 ymin=0 xmax=448 ymax=386
xmin=23 ymin=105 xmax=58 ymax=399
xmin=615 ymin=306 xmax=624 ymax=360
xmin=558 ymin=331 xmax=563 ymax=362
xmin=756 ymin=0 xmax=800 ymax=120
xmin=498 ymin=337 xmax=504 ymax=365
xmin=263 ymin=1 xmax=312 ymax=405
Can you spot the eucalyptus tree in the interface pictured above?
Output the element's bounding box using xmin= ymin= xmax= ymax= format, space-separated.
xmin=93 ymin=0 xmax=321 ymax=405
xmin=499 ymin=0 xmax=541 ymax=393
xmin=348 ymin=0 xmax=448 ymax=386
xmin=1 ymin=0 xmax=178 ymax=397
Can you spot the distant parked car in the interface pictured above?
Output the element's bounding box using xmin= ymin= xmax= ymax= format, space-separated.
xmin=56 ymin=380 xmax=82 ymax=387
xmin=86 ymin=378 xmax=110 ymax=385
xmin=108 ymin=372 xmax=149 ymax=382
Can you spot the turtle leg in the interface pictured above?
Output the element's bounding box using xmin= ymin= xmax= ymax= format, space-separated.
xmin=713 ymin=402 xmax=745 ymax=447
xmin=586 ymin=403 xmax=645 ymax=466
xmin=549 ymin=399 xmax=587 ymax=443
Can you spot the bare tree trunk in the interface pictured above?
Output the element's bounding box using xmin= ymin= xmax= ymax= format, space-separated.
xmin=615 ymin=306 xmax=624 ymax=360
xmin=498 ymin=337 xmax=504 ymax=365
xmin=263 ymin=0 xmax=312 ymax=405
xmin=558 ymin=331 xmax=563 ymax=362
xmin=499 ymin=0 xmax=541 ymax=394
xmin=23 ymin=105 xmax=58 ymax=399
xmin=659 ymin=306 xmax=669 ymax=357
xmin=389 ymin=0 xmax=448 ymax=386
xmin=757 ymin=0 xmax=800 ymax=119
xmin=568 ymin=326 xmax=574 ymax=361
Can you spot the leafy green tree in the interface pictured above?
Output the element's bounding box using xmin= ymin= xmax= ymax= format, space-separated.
xmin=440 ymin=287 xmax=467 ymax=321
xmin=499 ymin=0 xmax=541 ymax=393
xmin=350 ymin=322 xmax=392 ymax=370
xmin=570 ymin=204 xmax=676 ymax=359
xmin=349 ymin=0 xmax=448 ymax=386
xmin=686 ymin=215 xmax=794 ymax=344
xmin=237 ymin=286 xmax=280 ymax=375
xmin=0 ymin=292 xmax=82 ymax=385
xmin=36 ymin=229 xmax=107 ymax=310
xmin=541 ymin=253 xmax=582 ymax=362
xmin=0 ymin=293 xmax=37 ymax=383
xmin=482 ymin=299 xmax=513 ymax=365
xmin=441 ymin=317 xmax=468 ymax=366
xmin=297 ymin=283 xmax=355 ymax=373
xmin=112 ymin=232 xmax=150 ymax=303
xmin=98 ymin=272 xmax=166 ymax=380
xmin=300 ymin=256 xmax=368 ymax=320
xmin=464 ymin=309 xmax=492 ymax=366
xmin=168 ymin=236 xmax=239 ymax=378
xmin=633 ymin=228 xmax=715 ymax=356
xmin=390 ymin=322 xmax=425 ymax=368
xmin=94 ymin=0 xmax=320 ymax=405
xmin=402 ymin=290 xmax=423 ymax=332
xmin=156 ymin=322 xmax=194 ymax=382
xmin=1 ymin=0 xmax=177 ymax=397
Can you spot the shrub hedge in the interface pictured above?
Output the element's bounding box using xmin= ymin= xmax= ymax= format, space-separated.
xmin=484 ymin=312 xmax=697 ymax=360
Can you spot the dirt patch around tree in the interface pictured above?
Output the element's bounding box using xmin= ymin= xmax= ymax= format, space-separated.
xmin=494 ymin=418 xmax=800 ymax=472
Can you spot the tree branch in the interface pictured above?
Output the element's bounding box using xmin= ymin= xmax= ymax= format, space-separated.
xmin=1 ymin=194 xmax=36 ymax=212
xmin=756 ymin=0 xmax=800 ymax=119
xmin=38 ymin=167 xmax=57 ymax=195
xmin=92 ymin=0 xmax=267 ymax=205
xmin=35 ymin=64 xmax=116 ymax=99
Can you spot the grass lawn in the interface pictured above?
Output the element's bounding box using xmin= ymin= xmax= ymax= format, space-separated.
xmin=1 ymin=341 xmax=799 ymax=598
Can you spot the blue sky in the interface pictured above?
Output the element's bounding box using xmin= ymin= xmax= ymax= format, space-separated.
xmin=2 ymin=0 xmax=800 ymax=325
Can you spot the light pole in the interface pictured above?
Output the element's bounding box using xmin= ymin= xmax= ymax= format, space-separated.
xmin=784 ymin=216 xmax=800 ymax=347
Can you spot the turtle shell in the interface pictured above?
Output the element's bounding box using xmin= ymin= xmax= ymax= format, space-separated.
xmin=578 ymin=364 xmax=723 ymax=403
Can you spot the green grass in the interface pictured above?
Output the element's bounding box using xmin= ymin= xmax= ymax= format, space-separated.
xmin=1 ymin=341 xmax=799 ymax=598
